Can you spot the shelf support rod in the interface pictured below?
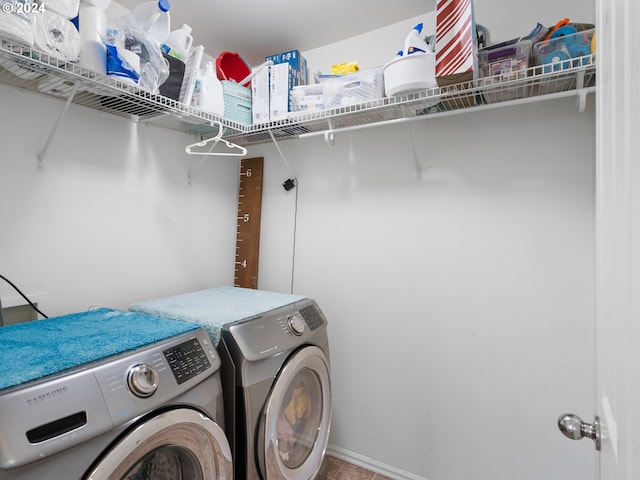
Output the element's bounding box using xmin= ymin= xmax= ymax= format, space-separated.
xmin=268 ymin=129 xmax=296 ymax=180
xmin=401 ymin=106 xmax=423 ymax=180
xmin=575 ymin=69 xmax=587 ymax=112
xmin=577 ymin=89 xmax=588 ymax=113
xmin=37 ymin=80 xmax=80 ymax=171
xmin=324 ymin=119 xmax=335 ymax=145
xmin=299 ymin=86 xmax=596 ymax=141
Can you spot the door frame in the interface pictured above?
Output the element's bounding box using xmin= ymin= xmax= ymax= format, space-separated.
xmin=595 ymin=0 xmax=640 ymax=478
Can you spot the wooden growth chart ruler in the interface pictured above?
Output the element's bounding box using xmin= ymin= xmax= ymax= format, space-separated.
xmin=234 ymin=157 xmax=263 ymax=289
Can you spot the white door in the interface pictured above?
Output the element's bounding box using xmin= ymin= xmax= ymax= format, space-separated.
xmin=594 ymin=0 xmax=640 ymax=478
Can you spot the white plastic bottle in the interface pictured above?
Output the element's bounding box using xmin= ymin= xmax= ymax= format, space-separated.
xmin=78 ymin=3 xmax=108 ymax=75
xmin=196 ymin=61 xmax=225 ymax=116
xmin=130 ymin=0 xmax=171 ymax=44
xmin=403 ymin=22 xmax=430 ymax=55
xmin=162 ymin=24 xmax=193 ymax=61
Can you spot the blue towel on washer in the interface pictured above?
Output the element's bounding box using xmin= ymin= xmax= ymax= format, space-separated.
xmin=0 ymin=308 xmax=200 ymax=391
xmin=129 ymin=286 xmax=307 ymax=346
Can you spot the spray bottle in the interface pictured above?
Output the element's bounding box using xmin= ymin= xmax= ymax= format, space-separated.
xmin=403 ymin=23 xmax=430 ymax=55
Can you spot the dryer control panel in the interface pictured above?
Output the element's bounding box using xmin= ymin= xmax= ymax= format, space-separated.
xmin=224 ymin=299 xmax=328 ymax=363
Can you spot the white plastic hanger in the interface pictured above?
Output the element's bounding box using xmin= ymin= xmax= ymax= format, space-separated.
xmin=185 ymin=121 xmax=247 ymax=157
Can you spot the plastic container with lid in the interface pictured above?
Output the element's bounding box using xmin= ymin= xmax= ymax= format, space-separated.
xmin=130 ymin=0 xmax=171 ymax=44
xmin=161 ymin=24 xmax=193 ymax=61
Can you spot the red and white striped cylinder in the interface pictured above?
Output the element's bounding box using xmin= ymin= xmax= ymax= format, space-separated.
xmin=435 ymin=0 xmax=476 ymax=78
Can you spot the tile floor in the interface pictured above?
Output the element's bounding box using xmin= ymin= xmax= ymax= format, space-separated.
xmin=318 ymin=455 xmax=392 ymax=480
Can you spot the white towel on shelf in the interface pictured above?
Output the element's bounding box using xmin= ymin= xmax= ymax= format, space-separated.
xmin=0 ymin=0 xmax=34 ymax=46
xmin=33 ymin=10 xmax=81 ymax=63
xmin=41 ymin=0 xmax=80 ymax=19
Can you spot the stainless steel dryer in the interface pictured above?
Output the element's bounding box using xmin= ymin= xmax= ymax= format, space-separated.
xmin=217 ymin=292 xmax=331 ymax=480
xmin=0 ymin=308 xmax=232 ymax=480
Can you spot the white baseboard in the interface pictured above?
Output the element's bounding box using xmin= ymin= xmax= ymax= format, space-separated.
xmin=325 ymin=444 xmax=428 ymax=480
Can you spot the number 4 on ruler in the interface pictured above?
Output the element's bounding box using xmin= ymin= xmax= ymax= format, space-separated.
xmin=235 ymin=157 xmax=263 ymax=289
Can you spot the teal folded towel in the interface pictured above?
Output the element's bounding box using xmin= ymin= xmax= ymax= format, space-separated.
xmin=129 ymin=286 xmax=307 ymax=346
xmin=0 ymin=308 xmax=199 ymax=391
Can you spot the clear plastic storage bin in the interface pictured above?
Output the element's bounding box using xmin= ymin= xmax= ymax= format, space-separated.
xmin=319 ymin=68 xmax=384 ymax=109
xmin=290 ymin=84 xmax=324 ymax=112
xmin=478 ymin=39 xmax=532 ymax=103
xmin=533 ymin=28 xmax=595 ymax=94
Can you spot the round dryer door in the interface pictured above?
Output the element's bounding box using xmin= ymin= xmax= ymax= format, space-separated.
xmin=259 ymin=345 xmax=331 ymax=480
xmin=84 ymin=407 xmax=232 ymax=480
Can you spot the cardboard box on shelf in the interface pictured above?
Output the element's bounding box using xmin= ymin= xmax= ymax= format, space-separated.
xmin=266 ymin=49 xmax=308 ymax=86
xmin=263 ymin=49 xmax=308 ymax=121
xmin=251 ymin=65 xmax=270 ymax=124
xmin=435 ymin=0 xmax=479 ymax=108
xmin=269 ymin=62 xmax=295 ymax=121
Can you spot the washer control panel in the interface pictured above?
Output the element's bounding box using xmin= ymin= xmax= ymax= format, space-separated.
xmin=93 ymin=328 xmax=219 ymax=424
xmin=163 ymin=337 xmax=211 ymax=385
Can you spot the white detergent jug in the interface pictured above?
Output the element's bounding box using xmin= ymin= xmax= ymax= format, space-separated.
xmin=162 ymin=24 xmax=193 ymax=61
xmin=130 ymin=0 xmax=170 ymax=44
xmin=194 ymin=61 xmax=224 ymax=116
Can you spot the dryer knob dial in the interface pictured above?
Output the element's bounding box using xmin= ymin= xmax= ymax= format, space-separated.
xmin=286 ymin=314 xmax=305 ymax=336
xmin=127 ymin=364 xmax=159 ymax=398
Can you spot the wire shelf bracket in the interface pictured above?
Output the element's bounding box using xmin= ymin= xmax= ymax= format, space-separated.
xmin=36 ymin=80 xmax=80 ymax=171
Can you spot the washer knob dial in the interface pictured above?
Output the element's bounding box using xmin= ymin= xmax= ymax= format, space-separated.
xmin=127 ymin=364 xmax=159 ymax=398
xmin=286 ymin=314 xmax=305 ymax=336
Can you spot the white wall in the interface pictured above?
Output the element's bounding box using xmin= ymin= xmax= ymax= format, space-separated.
xmin=248 ymin=1 xmax=597 ymax=479
xmin=249 ymin=96 xmax=596 ymax=480
xmin=0 ymin=85 xmax=239 ymax=315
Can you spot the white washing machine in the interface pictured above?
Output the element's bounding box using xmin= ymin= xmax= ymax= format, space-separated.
xmin=0 ymin=308 xmax=232 ymax=480
xmin=129 ymin=286 xmax=332 ymax=480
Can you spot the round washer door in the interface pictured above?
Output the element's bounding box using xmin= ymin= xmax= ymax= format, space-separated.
xmin=84 ymin=407 xmax=232 ymax=480
xmin=259 ymin=345 xmax=331 ymax=480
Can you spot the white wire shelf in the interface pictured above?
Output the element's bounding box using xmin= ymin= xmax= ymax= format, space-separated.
xmin=0 ymin=35 xmax=595 ymax=147
xmin=229 ymin=54 xmax=596 ymax=146
xmin=0 ymin=38 xmax=244 ymax=136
